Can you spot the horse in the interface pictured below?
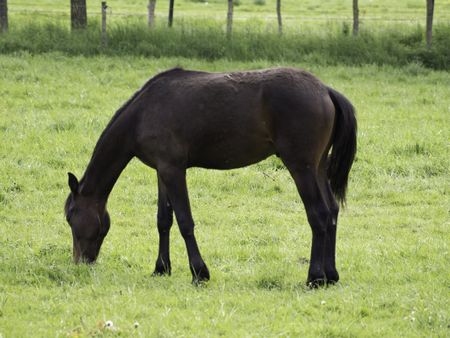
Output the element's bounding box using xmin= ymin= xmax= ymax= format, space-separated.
xmin=64 ymin=67 xmax=357 ymax=287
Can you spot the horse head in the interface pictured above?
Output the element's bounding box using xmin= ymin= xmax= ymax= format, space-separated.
xmin=64 ymin=173 xmax=110 ymax=263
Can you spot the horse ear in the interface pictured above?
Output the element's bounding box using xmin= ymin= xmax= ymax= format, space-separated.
xmin=68 ymin=172 xmax=79 ymax=194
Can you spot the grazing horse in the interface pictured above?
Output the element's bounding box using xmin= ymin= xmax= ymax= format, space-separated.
xmin=64 ymin=67 xmax=357 ymax=286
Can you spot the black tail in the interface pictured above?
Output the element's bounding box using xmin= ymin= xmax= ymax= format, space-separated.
xmin=327 ymin=87 xmax=357 ymax=206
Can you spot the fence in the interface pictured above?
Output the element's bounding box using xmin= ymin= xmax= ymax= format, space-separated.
xmin=1 ymin=0 xmax=447 ymax=49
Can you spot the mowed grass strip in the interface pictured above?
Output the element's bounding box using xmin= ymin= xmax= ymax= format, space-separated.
xmin=0 ymin=54 xmax=448 ymax=336
xmin=7 ymin=0 xmax=450 ymax=22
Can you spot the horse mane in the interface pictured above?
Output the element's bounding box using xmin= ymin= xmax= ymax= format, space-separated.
xmin=91 ymin=67 xmax=184 ymax=156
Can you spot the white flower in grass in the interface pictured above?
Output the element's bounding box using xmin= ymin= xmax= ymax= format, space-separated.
xmin=105 ymin=320 xmax=114 ymax=329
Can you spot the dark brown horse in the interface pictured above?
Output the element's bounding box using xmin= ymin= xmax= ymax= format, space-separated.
xmin=64 ymin=67 xmax=357 ymax=287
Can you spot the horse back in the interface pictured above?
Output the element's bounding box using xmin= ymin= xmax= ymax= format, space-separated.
xmin=134 ymin=68 xmax=334 ymax=169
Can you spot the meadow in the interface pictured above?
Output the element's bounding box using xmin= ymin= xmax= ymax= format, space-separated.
xmin=0 ymin=1 xmax=449 ymax=337
xmin=0 ymin=53 xmax=448 ymax=336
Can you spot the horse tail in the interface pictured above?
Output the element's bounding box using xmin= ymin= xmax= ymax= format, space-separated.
xmin=326 ymin=87 xmax=357 ymax=206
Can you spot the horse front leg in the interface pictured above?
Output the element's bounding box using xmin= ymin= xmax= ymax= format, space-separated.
xmin=153 ymin=174 xmax=174 ymax=276
xmin=157 ymin=165 xmax=210 ymax=284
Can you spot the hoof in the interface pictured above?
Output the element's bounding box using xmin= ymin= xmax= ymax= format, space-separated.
xmin=325 ymin=269 xmax=340 ymax=285
xmin=307 ymin=270 xmax=326 ymax=288
xmin=307 ymin=278 xmax=326 ymax=289
xmin=152 ymin=260 xmax=171 ymax=276
xmin=152 ymin=270 xmax=171 ymax=277
xmin=191 ymin=264 xmax=210 ymax=285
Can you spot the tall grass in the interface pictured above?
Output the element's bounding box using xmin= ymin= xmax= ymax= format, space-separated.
xmin=0 ymin=19 xmax=449 ymax=69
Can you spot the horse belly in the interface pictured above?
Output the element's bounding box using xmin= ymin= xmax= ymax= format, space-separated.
xmin=189 ymin=130 xmax=275 ymax=170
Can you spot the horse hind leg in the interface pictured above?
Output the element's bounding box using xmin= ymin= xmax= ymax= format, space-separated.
xmin=318 ymin=161 xmax=340 ymax=284
xmin=282 ymin=160 xmax=332 ymax=287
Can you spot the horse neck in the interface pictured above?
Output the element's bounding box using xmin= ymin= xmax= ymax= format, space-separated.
xmin=79 ymin=115 xmax=134 ymax=200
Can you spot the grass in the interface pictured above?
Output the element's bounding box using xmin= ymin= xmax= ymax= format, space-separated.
xmin=0 ymin=53 xmax=449 ymax=336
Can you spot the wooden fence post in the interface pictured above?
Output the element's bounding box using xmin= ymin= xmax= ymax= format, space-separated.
xmin=426 ymin=0 xmax=434 ymax=48
xmin=70 ymin=0 xmax=87 ymax=30
xmin=353 ymin=0 xmax=359 ymax=36
xmin=227 ymin=0 xmax=233 ymax=38
xmin=168 ymin=0 xmax=174 ymax=27
xmin=0 ymin=0 xmax=8 ymax=33
xmin=101 ymin=1 xmax=107 ymax=46
xmin=148 ymin=0 xmax=156 ymax=28
xmin=276 ymin=0 xmax=282 ymax=35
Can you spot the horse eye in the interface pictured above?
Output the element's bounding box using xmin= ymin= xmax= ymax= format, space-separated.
xmin=66 ymin=208 xmax=76 ymax=223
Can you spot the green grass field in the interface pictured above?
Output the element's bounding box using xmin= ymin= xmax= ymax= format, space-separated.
xmin=0 ymin=54 xmax=448 ymax=336
xmin=0 ymin=1 xmax=449 ymax=336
